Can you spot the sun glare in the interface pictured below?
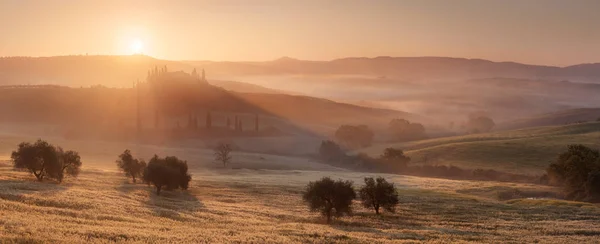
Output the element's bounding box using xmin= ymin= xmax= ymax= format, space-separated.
xmin=130 ymin=39 xmax=144 ymax=54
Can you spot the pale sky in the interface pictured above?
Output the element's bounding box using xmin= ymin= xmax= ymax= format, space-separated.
xmin=1 ymin=0 xmax=599 ymax=66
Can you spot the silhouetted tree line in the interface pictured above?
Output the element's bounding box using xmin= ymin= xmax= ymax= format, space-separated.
xmin=317 ymin=140 xmax=540 ymax=183
xmin=544 ymin=144 xmax=600 ymax=202
xmin=303 ymin=176 xmax=399 ymax=223
xmin=137 ymin=66 xmax=263 ymax=137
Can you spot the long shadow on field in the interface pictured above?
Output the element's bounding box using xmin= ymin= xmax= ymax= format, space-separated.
xmin=117 ymin=181 xmax=205 ymax=221
xmin=145 ymin=189 xmax=206 ymax=221
xmin=0 ymin=178 xmax=69 ymax=203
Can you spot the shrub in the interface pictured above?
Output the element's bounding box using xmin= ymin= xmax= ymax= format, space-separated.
xmin=302 ymin=177 xmax=356 ymax=224
xmin=584 ymin=170 xmax=600 ymax=202
xmin=359 ymin=177 xmax=399 ymax=214
xmin=116 ymin=149 xmax=146 ymax=183
xmin=379 ymin=148 xmax=411 ymax=170
xmin=388 ymin=119 xmax=427 ymax=142
xmin=546 ymin=144 xmax=600 ymax=201
xmin=214 ymin=143 xmax=233 ymax=167
xmin=466 ymin=116 xmax=495 ymax=133
xmin=143 ymin=155 xmax=191 ymax=195
xmin=318 ymin=140 xmax=346 ymax=162
xmin=10 ymin=139 xmax=82 ymax=182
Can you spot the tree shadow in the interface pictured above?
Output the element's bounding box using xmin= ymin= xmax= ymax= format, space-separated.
xmin=145 ymin=189 xmax=206 ymax=221
xmin=116 ymin=180 xmax=205 ymax=221
xmin=0 ymin=178 xmax=70 ymax=205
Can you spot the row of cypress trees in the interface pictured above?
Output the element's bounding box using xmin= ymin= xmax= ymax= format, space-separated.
xmin=184 ymin=112 xmax=260 ymax=132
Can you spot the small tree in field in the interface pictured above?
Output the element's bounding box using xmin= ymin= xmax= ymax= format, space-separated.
xmin=55 ymin=148 xmax=82 ymax=183
xmin=116 ymin=149 xmax=147 ymax=183
xmin=359 ymin=177 xmax=399 ymax=215
xmin=302 ymin=177 xmax=356 ymax=224
xmin=11 ymin=139 xmax=82 ymax=182
xmin=214 ymin=143 xmax=232 ymax=167
xmin=143 ymin=155 xmax=191 ymax=195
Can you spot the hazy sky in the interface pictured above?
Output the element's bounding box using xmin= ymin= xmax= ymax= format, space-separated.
xmin=1 ymin=0 xmax=599 ymax=66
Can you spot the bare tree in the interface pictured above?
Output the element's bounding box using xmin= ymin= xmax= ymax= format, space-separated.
xmin=214 ymin=143 xmax=233 ymax=167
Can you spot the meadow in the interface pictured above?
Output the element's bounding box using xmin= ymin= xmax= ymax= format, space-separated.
xmin=359 ymin=122 xmax=600 ymax=174
xmin=1 ymin=158 xmax=600 ymax=243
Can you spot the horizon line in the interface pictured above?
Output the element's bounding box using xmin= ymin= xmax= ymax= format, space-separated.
xmin=1 ymin=54 xmax=597 ymax=68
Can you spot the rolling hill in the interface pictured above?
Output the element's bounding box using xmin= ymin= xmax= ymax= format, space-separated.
xmin=358 ymin=122 xmax=600 ymax=174
xmin=497 ymin=108 xmax=600 ymax=130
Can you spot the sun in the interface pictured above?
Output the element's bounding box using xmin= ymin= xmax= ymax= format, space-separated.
xmin=129 ymin=39 xmax=144 ymax=54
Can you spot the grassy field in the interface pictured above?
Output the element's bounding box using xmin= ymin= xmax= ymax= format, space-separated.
xmin=1 ymin=160 xmax=600 ymax=243
xmin=359 ymin=122 xmax=600 ymax=174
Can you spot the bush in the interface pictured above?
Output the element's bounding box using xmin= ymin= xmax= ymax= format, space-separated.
xmin=388 ymin=119 xmax=426 ymax=142
xmin=10 ymin=139 xmax=82 ymax=182
xmin=359 ymin=177 xmax=399 ymax=214
xmin=546 ymin=144 xmax=600 ymax=201
xmin=143 ymin=155 xmax=192 ymax=195
xmin=318 ymin=140 xmax=346 ymax=162
xmin=466 ymin=116 xmax=495 ymax=133
xmin=302 ymin=177 xmax=356 ymax=224
xmin=379 ymin=148 xmax=411 ymax=170
xmin=116 ymin=149 xmax=146 ymax=183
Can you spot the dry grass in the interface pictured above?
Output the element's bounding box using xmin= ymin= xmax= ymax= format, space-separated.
xmin=359 ymin=122 xmax=600 ymax=174
xmin=1 ymin=162 xmax=600 ymax=243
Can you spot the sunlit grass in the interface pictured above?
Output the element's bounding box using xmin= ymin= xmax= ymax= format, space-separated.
xmin=359 ymin=122 xmax=600 ymax=174
xmin=1 ymin=163 xmax=599 ymax=243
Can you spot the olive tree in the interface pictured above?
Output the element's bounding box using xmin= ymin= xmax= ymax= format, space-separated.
xmin=546 ymin=144 xmax=600 ymax=201
xmin=143 ymin=155 xmax=191 ymax=195
xmin=359 ymin=177 xmax=399 ymax=215
xmin=116 ymin=149 xmax=146 ymax=183
xmin=11 ymin=139 xmax=82 ymax=182
xmin=302 ymin=177 xmax=356 ymax=224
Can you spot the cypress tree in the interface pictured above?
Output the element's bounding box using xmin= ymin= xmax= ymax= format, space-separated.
xmin=255 ymin=114 xmax=259 ymax=131
xmin=234 ymin=116 xmax=239 ymax=130
xmin=206 ymin=112 xmax=212 ymax=129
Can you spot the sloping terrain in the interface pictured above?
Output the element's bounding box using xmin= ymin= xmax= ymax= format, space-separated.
xmin=497 ymin=108 xmax=600 ymax=130
xmin=0 ymin=84 xmax=414 ymax=136
xmin=359 ymin=122 xmax=600 ymax=174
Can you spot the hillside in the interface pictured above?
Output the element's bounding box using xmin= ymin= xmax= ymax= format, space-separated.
xmin=358 ymin=122 xmax=600 ymax=174
xmin=0 ymin=83 xmax=415 ymax=138
xmin=497 ymin=108 xmax=600 ymax=130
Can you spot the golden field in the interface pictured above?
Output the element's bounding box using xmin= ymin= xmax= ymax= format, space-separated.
xmin=1 ymin=158 xmax=600 ymax=243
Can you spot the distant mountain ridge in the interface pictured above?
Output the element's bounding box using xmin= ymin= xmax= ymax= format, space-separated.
xmin=189 ymin=56 xmax=600 ymax=82
xmin=1 ymin=55 xmax=599 ymax=89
